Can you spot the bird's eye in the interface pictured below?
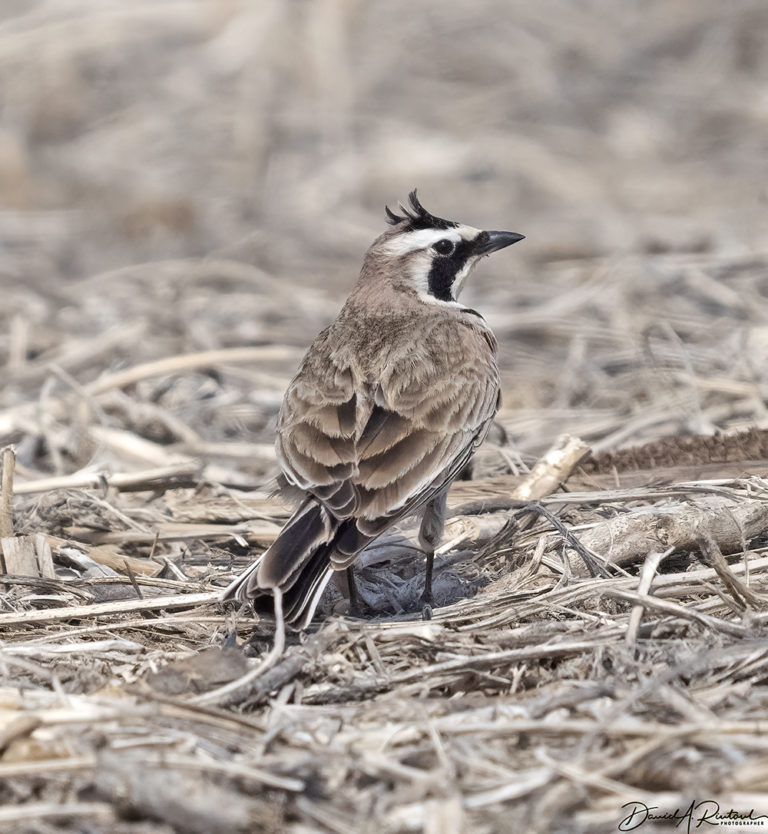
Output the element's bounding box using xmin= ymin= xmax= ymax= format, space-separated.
xmin=432 ymin=239 xmax=455 ymax=256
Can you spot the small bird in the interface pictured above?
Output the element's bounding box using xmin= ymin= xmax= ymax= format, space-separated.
xmin=223 ymin=191 xmax=523 ymax=627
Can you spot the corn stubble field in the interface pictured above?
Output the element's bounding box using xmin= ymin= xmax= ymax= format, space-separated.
xmin=1 ymin=2 xmax=768 ymax=833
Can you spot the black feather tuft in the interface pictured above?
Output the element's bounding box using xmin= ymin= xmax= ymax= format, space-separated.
xmin=385 ymin=205 xmax=404 ymax=225
xmin=384 ymin=189 xmax=458 ymax=231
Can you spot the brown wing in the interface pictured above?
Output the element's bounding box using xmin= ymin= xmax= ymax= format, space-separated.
xmin=275 ymin=324 xmax=500 ymax=569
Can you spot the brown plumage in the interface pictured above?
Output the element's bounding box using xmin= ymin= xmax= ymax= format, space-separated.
xmin=222 ymin=191 xmax=524 ymax=627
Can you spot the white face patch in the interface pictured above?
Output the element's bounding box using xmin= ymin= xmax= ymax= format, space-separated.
xmin=376 ymin=224 xmax=485 ymax=308
xmin=412 ymin=260 xmax=480 ymax=309
xmin=379 ymin=227 xmax=463 ymax=257
xmin=410 ymin=253 xmax=479 ymax=309
xmin=378 ymin=224 xmax=482 ymax=307
xmin=450 ymin=258 xmax=478 ymax=299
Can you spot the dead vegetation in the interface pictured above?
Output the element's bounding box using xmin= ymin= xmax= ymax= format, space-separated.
xmin=2 ymin=1 xmax=768 ymax=832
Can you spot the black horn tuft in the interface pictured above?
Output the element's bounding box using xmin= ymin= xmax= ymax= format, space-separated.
xmin=385 ymin=205 xmax=404 ymax=225
xmin=384 ymin=189 xmax=458 ymax=231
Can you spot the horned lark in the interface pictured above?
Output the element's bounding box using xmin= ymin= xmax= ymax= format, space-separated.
xmin=223 ymin=191 xmax=523 ymax=627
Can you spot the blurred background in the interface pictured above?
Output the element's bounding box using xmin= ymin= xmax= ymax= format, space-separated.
xmin=2 ymin=0 xmax=768 ymax=479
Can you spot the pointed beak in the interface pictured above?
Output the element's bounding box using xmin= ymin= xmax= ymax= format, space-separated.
xmin=474 ymin=230 xmax=525 ymax=256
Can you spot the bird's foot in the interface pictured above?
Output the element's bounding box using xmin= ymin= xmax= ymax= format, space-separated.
xmin=420 ymin=587 xmax=434 ymax=621
xmin=344 ymin=595 xmax=376 ymax=620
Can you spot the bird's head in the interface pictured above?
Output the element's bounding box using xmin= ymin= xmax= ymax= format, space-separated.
xmin=366 ymin=190 xmax=524 ymax=306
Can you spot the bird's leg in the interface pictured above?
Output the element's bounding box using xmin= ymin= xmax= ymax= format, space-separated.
xmin=346 ymin=566 xmax=363 ymax=617
xmin=422 ymin=550 xmax=434 ymax=606
xmin=418 ymin=490 xmax=448 ymax=618
xmin=334 ymin=566 xmax=366 ymax=618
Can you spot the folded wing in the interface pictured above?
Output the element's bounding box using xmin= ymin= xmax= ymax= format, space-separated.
xmin=224 ymin=322 xmax=500 ymax=626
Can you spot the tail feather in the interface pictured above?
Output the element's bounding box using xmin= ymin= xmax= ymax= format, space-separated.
xmin=258 ymin=500 xmax=336 ymax=588
xmin=282 ymin=547 xmax=335 ymax=626
xmin=244 ymin=547 xmax=335 ymax=629
xmin=221 ymin=498 xmax=372 ymax=627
